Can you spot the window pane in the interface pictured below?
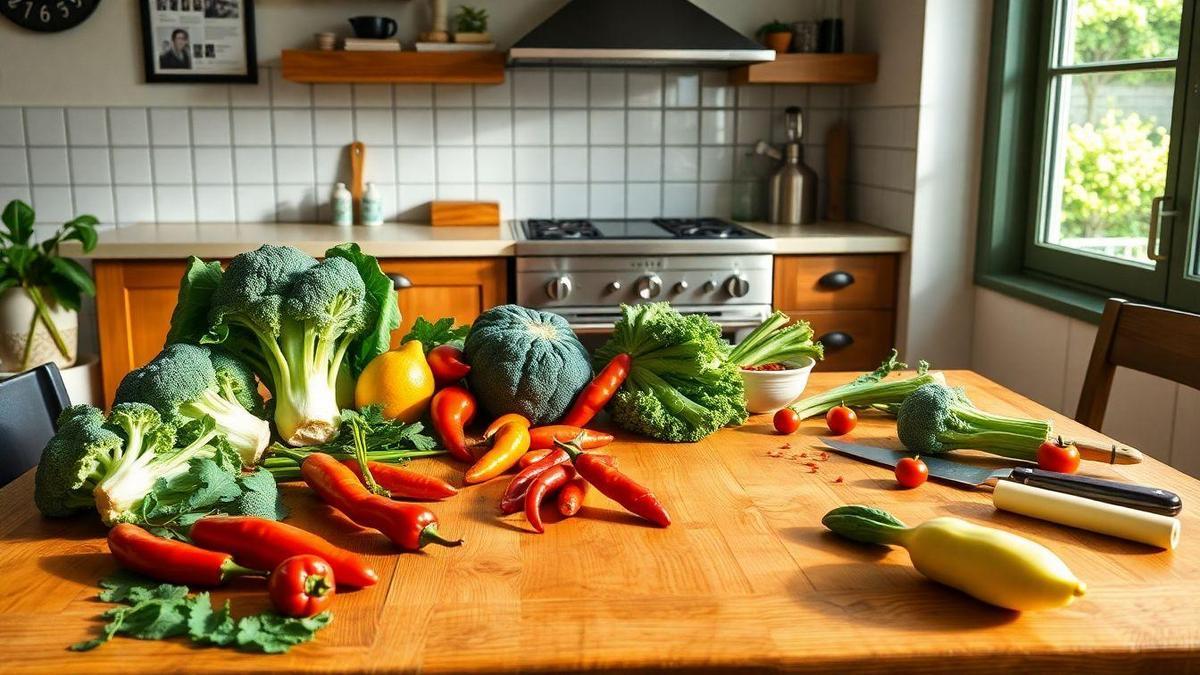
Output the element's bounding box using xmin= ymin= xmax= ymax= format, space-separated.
xmin=1062 ymin=0 xmax=1182 ymax=66
xmin=1041 ymin=69 xmax=1174 ymax=264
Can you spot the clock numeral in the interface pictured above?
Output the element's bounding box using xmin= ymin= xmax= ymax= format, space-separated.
xmin=57 ymin=1 xmax=69 ymax=18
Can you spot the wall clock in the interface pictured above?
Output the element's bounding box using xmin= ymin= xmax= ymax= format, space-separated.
xmin=2 ymin=0 xmax=101 ymax=33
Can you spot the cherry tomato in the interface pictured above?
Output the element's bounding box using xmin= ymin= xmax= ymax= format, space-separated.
xmin=773 ymin=408 xmax=801 ymax=434
xmin=1037 ymin=438 xmax=1080 ymax=474
xmin=269 ymin=555 xmax=336 ymax=618
xmin=895 ymin=457 xmax=928 ymax=489
xmin=825 ymin=405 xmax=857 ymax=435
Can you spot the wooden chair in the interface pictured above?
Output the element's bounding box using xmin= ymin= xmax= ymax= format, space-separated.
xmin=1076 ymin=298 xmax=1200 ymax=429
xmin=0 ymin=362 xmax=71 ymax=487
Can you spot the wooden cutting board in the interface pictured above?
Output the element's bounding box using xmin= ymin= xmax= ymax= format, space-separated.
xmin=3 ymin=370 xmax=1199 ymax=672
xmin=430 ymin=201 xmax=501 ymax=227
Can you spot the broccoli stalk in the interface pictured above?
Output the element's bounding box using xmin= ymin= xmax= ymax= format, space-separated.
xmin=785 ymin=350 xmax=946 ymax=420
xmin=729 ymin=311 xmax=824 ymax=367
xmin=92 ymin=406 xmax=231 ymax=525
xmin=897 ymin=383 xmax=1052 ymax=460
xmin=114 ymin=343 xmax=270 ymax=465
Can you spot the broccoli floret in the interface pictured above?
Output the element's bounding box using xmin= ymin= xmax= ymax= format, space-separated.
xmin=92 ymin=404 xmax=235 ymax=525
xmin=786 ymin=351 xmax=946 ymax=420
xmin=114 ymin=343 xmax=270 ymax=466
xmin=178 ymin=244 xmax=397 ymax=447
xmin=896 ymin=383 xmax=1052 ymax=460
xmin=34 ymin=405 xmax=123 ymax=518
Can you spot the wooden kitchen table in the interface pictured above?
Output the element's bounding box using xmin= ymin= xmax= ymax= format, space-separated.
xmin=2 ymin=371 xmax=1199 ymax=672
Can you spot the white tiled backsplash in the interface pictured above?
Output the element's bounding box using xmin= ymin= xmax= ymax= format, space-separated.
xmin=0 ymin=67 xmax=847 ymax=227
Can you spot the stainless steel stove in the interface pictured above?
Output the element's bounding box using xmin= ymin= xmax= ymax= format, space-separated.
xmin=513 ymin=218 xmax=775 ymax=343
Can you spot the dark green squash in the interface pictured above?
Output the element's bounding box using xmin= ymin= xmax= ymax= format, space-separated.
xmin=463 ymin=305 xmax=592 ymax=425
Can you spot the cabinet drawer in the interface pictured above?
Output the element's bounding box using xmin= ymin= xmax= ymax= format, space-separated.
xmin=783 ymin=309 xmax=895 ymax=372
xmin=380 ymin=258 xmax=509 ymax=344
xmin=773 ymin=255 xmax=896 ymax=311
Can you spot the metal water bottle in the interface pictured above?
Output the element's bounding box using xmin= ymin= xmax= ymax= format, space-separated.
xmin=767 ymin=106 xmax=818 ymax=225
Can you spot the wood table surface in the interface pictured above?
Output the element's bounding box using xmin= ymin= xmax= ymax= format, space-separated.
xmin=2 ymin=370 xmax=1199 ymax=673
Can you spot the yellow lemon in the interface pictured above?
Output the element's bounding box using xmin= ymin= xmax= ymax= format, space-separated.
xmin=355 ymin=340 xmax=435 ymax=422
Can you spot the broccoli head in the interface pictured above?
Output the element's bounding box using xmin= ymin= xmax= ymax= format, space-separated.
xmin=896 ymin=383 xmax=1053 ymax=460
xmin=114 ymin=343 xmax=270 ymax=465
xmin=170 ymin=244 xmax=399 ymax=447
xmin=34 ymin=405 xmax=123 ymax=518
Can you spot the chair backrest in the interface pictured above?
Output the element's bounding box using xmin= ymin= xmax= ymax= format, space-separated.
xmin=0 ymin=362 xmax=71 ymax=487
xmin=1076 ymin=298 xmax=1200 ymax=429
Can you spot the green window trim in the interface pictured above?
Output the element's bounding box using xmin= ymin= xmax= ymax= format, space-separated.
xmin=977 ymin=0 xmax=1200 ymax=320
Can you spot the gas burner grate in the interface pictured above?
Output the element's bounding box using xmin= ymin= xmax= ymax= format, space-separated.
xmin=653 ymin=218 xmax=754 ymax=239
xmin=524 ymin=219 xmax=601 ymax=240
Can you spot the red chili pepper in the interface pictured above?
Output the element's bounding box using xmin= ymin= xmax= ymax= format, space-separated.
xmin=528 ymin=425 xmax=614 ymax=451
xmin=519 ymin=449 xmax=553 ymax=468
xmin=190 ymin=516 xmax=379 ymax=589
xmin=525 ymin=464 xmax=575 ymax=533
xmin=427 ymin=344 xmax=471 ymax=388
xmin=341 ymin=459 xmax=458 ymax=501
xmin=107 ymin=523 xmax=264 ymax=586
xmin=560 ymin=353 xmax=631 ymax=427
xmin=500 ymin=449 xmax=570 ymax=514
xmin=301 ymin=453 xmax=463 ymax=551
xmin=269 ymin=555 xmax=335 ymax=618
xmin=557 ymin=475 xmax=589 ymax=517
xmin=430 ymin=385 xmax=477 ymax=462
xmin=555 ymin=437 xmax=670 ymax=527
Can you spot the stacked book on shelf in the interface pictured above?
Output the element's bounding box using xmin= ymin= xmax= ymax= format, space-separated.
xmin=343 ymin=38 xmax=403 ymax=52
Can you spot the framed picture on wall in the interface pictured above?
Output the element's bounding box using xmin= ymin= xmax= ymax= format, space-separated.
xmin=139 ymin=0 xmax=257 ymax=83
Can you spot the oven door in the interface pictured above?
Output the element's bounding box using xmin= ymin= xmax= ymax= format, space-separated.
xmin=554 ymin=304 xmax=772 ymax=352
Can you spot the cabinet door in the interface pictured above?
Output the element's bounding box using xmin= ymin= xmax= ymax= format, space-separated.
xmin=380 ymin=259 xmax=508 ymax=344
xmin=774 ymin=255 xmax=897 ymax=310
xmin=94 ymin=260 xmax=188 ymax=406
xmin=796 ymin=309 xmax=896 ymax=372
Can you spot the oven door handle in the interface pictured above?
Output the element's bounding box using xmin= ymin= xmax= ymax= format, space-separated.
xmin=567 ymin=319 xmax=765 ymax=334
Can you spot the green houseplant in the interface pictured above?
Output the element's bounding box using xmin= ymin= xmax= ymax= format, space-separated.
xmin=0 ymin=199 xmax=98 ymax=371
xmin=758 ymin=19 xmax=793 ymax=53
xmin=453 ymin=5 xmax=490 ymax=43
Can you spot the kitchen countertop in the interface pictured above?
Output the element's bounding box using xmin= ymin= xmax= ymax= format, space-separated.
xmin=3 ymin=370 xmax=1198 ymax=672
xmin=61 ymin=221 xmax=907 ymax=259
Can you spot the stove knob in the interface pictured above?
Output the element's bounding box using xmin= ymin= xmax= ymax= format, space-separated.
xmin=703 ymin=280 xmax=717 ymax=293
xmin=636 ymin=273 xmax=663 ymax=300
xmin=724 ymin=274 xmax=750 ymax=298
xmin=607 ymin=281 xmax=622 ymax=293
xmin=545 ymin=275 xmax=573 ymax=301
xmin=673 ymin=281 xmax=689 ymax=294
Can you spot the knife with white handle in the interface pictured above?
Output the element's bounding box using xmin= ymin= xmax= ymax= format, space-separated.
xmin=992 ymin=481 xmax=1180 ymax=550
xmin=820 ymin=438 xmax=1182 ymax=515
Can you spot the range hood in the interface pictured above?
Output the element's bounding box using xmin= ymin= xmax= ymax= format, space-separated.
xmin=508 ymin=0 xmax=776 ymax=66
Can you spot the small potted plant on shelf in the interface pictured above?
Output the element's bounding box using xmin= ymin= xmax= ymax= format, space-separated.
xmin=0 ymin=199 xmax=98 ymax=373
xmin=758 ymin=19 xmax=794 ymax=53
xmin=453 ymin=5 xmax=490 ymax=43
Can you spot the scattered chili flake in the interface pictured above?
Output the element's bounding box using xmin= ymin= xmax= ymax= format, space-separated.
xmin=818 ymin=452 xmax=830 ymax=461
xmin=798 ymin=452 xmax=808 ymax=458
xmin=804 ymin=462 xmax=820 ymax=469
xmin=833 ymin=476 xmax=845 ymax=483
xmin=780 ymin=443 xmax=791 ymax=450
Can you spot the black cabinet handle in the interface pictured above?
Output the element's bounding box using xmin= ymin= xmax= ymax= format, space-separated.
xmin=817 ymin=270 xmax=855 ymax=290
xmin=818 ymin=331 xmax=854 ymax=351
xmin=389 ymin=273 xmax=413 ymax=290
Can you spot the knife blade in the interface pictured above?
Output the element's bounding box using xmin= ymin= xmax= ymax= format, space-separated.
xmin=820 ymin=438 xmax=1182 ymax=517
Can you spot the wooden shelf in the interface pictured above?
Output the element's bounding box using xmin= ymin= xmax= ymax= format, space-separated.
xmin=730 ymin=53 xmax=878 ymax=85
xmin=280 ymin=50 xmax=505 ymax=84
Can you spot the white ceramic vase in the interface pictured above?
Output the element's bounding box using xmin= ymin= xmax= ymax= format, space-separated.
xmin=0 ymin=286 xmax=78 ymax=372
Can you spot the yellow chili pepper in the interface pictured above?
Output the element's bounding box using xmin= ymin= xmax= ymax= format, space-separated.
xmin=484 ymin=413 xmax=531 ymax=439
xmin=466 ymin=417 xmax=532 ymax=484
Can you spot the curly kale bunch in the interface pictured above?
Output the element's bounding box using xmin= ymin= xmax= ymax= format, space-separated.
xmin=592 ymin=303 xmax=747 ymax=442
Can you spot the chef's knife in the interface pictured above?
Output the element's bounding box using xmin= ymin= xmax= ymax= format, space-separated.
xmin=820 ymin=438 xmax=1182 ymax=517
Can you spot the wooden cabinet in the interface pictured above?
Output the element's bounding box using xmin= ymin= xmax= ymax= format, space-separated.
xmin=94 ymin=257 xmax=509 ymax=406
xmin=773 ymin=254 xmax=898 ymax=371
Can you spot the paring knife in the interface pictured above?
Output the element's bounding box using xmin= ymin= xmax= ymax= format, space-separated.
xmin=820 ymin=438 xmax=1182 ymax=517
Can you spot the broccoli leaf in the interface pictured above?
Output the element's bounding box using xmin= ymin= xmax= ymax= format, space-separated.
xmin=326 ymin=242 xmax=400 ymax=373
xmin=165 ymin=257 xmax=224 ymax=346
xmin=401 ymin=316 xmax=470 ymax=353
xmin=72 ymin=575 xmax=331 ymax=654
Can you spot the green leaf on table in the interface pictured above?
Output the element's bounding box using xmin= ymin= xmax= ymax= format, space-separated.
xmin=187 ymin=594 xmax=237 ymax=646
xmin=234 ymin=611 xmax=333 ymax=654
xmin=400 ymin=316 xmax=470 ymax=353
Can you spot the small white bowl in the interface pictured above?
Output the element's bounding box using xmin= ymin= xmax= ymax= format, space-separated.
xmin=739 ymin=356 xmax=816 ymax=413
